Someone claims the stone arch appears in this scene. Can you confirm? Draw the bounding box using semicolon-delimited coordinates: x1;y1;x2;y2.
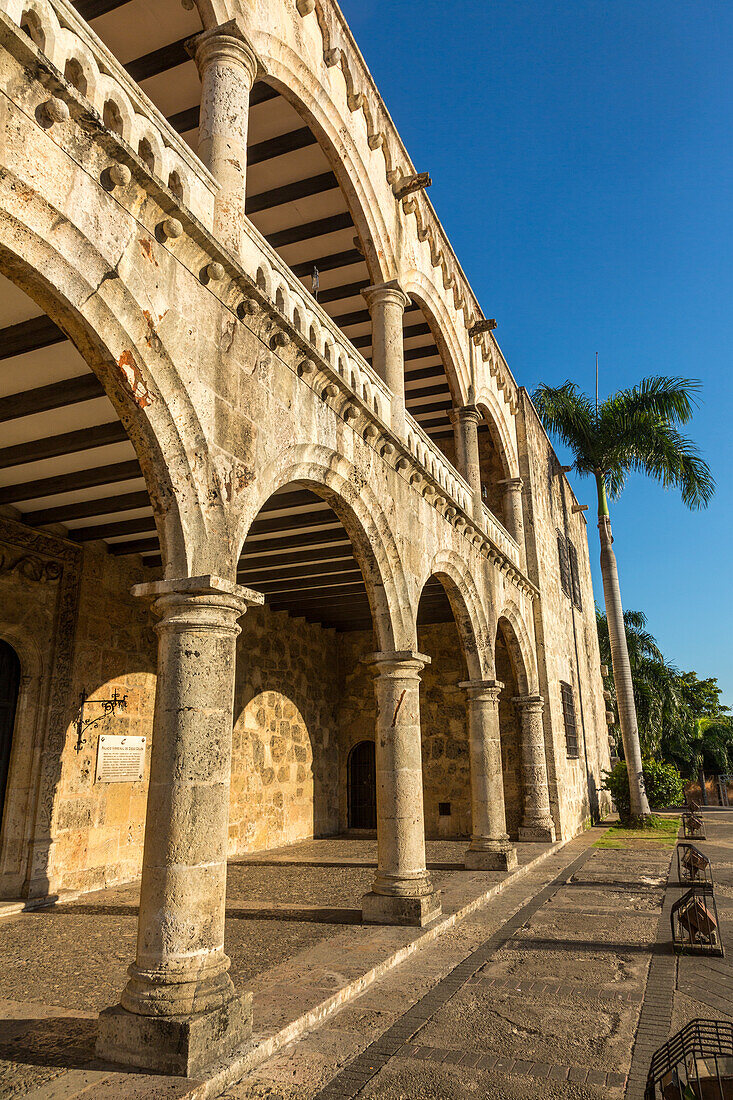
400;271;470;407
495;601;539;696
233;445;413;652
475;389;519;480
251;56;395;283
418;551;491;680
0;179;230;578
192;1;396;281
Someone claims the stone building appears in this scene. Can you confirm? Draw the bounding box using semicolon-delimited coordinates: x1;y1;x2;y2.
0;0;611;1077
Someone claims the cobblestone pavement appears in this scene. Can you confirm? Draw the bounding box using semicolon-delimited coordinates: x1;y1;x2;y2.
223;830;672;1099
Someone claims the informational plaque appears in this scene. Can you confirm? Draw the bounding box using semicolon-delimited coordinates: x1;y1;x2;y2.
95;735;146;783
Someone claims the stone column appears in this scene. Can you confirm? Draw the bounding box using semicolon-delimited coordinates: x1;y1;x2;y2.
514;694;556;842
97;575;262;1077
362;281;410;437
460;680;517;870
450;405;483;521
362;650;441;926
499;477;525;560
191;20;259;257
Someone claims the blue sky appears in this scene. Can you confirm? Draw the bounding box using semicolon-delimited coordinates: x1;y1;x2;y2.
341;0;733;705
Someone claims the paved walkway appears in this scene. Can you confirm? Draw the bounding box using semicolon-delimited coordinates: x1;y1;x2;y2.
9;819;733;1099
224;828;672;1099
0;836;554;1098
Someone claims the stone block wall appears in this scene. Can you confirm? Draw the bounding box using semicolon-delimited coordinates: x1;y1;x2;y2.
51;546;156;895
337;622;473;839
518;391;612;836
0;522;157;899
229;607;341;855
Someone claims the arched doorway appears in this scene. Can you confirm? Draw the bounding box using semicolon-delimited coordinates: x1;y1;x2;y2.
0;641;20;836
348;740;376;830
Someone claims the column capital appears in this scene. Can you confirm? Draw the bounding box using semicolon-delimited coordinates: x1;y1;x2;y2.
498;476;523;493
513;693;544;713
362;280;410;313
365;649;431;677
449;405;482;428
132;576;263;631
459;678;504;702
188;19;260;83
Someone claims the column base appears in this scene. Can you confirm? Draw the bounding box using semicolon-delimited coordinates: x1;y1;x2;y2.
519;823;556;842
362;890;441;927
96;992;253;1078
464;844;518;871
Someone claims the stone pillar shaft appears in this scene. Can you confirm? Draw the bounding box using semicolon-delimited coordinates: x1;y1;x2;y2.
362;651;441;926
192;21;258;256
362;282;409;437
499;476;525;562
515;694;556;842
460;680;517;870
97;576;262;1077
450;406;483;521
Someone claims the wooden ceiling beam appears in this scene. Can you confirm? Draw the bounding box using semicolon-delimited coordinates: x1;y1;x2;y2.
266;212;353;249
124;37;189;84
291;249;363;279
316;279;369;306
0;315;65;360
0;422;127;470
71;515;156;542
248;126;318;167
73;0;131;20
403;345;440;363
0;375;104;423
0;458;142;506
238;543;355;571
246;172;338;215
24;490;150;527
240;528;350;556
239;557;358;583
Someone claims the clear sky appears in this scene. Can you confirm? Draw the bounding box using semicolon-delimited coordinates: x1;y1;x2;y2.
340;0;733;705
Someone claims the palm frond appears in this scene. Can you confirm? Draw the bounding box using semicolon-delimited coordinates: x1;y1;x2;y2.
531;382;596;469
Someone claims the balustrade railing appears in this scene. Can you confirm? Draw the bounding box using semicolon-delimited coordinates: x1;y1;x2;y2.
239;218;394;429
8;0;525;576
1;0;217;228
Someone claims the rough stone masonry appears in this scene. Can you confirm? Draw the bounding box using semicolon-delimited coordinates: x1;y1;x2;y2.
0;0;611;1078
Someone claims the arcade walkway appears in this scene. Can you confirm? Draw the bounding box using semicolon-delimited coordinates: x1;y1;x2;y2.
0;835;553;1098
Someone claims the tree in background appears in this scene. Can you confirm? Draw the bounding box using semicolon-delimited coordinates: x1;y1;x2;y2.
597;607;733;801
534;377;714;822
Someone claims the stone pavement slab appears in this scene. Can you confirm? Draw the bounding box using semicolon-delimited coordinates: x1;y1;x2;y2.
223;827;671;1100
0;835;559;1098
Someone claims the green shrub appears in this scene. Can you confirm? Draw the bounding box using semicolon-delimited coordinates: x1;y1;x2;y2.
601;760;685;822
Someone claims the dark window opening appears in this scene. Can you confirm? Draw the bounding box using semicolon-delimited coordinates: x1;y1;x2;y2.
557;531;571;598
438;801;451;817
560;681;579;758
568;539;583;611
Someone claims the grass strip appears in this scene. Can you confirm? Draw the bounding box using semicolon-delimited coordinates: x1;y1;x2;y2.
593;815;681;849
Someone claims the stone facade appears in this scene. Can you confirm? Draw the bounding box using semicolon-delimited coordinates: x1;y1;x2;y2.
0;0;611;1074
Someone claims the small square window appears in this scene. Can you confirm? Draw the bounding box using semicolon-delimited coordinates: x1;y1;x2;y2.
438;802;451;817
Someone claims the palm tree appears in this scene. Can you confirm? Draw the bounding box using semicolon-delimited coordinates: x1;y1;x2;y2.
596;608;680;758
533;377;714;822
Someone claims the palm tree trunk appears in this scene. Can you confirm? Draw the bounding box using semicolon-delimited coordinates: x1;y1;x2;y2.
596;474;651;820
698;766;708;806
